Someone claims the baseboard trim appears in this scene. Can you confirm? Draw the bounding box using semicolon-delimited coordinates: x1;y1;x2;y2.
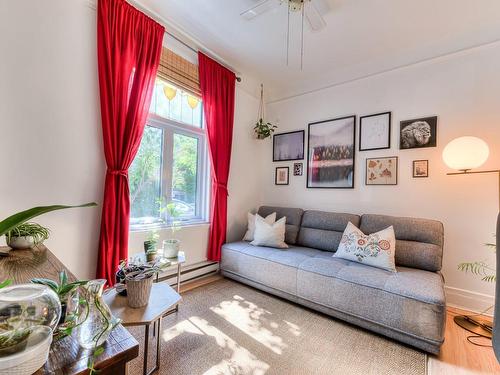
157;260;219;288
445;286;494;316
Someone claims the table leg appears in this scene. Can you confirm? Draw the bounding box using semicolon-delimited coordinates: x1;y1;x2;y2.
155;318;162;371
175;264;181;312
143;325;149;375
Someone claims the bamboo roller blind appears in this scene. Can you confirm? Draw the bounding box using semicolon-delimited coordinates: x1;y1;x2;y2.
157;47;201;98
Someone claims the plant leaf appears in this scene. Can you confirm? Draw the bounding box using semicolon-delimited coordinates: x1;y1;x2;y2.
59;270;68;287
0;279;12;289
31;278;59;292
0;203;97;237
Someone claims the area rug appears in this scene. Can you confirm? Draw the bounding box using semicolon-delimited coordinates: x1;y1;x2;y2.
127;279;426;375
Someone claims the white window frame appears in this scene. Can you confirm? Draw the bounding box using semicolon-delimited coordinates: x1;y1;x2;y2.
130;113;210;232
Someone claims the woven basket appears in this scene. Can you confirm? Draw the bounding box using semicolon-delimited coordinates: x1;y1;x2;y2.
126;277;153;308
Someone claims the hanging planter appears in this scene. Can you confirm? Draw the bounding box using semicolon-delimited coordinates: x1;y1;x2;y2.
254;84;277;140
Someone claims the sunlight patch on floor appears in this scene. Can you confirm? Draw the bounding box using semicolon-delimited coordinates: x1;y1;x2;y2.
210;295;289;354
162;316;269;375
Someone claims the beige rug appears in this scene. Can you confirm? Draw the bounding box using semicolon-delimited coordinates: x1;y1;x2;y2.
128;279;426;375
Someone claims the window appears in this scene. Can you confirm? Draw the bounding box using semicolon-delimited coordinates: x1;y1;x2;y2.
129;79;208;229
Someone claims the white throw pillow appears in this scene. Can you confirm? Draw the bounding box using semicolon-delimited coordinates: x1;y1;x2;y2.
250;215;288;249
243;212;276;241
334;222;396;272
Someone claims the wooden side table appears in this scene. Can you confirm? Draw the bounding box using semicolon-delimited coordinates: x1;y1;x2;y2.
103;282;181;375
0;246;139;375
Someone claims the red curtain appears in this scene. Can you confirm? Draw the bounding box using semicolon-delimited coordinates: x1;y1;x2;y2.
96;0;164;285
198;52;236;261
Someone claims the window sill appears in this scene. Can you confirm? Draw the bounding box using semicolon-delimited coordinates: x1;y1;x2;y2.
129;220;210;233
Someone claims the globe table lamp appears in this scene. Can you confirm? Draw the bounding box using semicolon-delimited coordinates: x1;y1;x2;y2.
443;136;500;361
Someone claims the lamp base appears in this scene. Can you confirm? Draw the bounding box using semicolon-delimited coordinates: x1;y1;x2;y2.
454;315;492;339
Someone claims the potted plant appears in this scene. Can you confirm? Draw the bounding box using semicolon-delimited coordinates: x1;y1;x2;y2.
5;222;50;250
162;202;181;258
254;84;277;140
0;203;97;251
31;270;88;324
116;260;167;308
143;230;159;253
146;249;157;262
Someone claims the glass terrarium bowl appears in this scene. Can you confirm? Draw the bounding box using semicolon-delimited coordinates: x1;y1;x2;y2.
0;284;61;356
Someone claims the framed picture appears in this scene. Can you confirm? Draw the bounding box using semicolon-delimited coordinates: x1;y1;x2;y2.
366;157;398;185
307;115;356;188
400;116;437;149
275;167;289;185
273;130;305;161
293;162;303;176
359;112;391;151
413;160;429;178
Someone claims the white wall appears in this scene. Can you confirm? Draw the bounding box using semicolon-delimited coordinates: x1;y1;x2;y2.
0;0;103;280
265;42;500;312
0;0;262;278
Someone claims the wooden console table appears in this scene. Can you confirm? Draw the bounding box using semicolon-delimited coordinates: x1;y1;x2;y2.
0;245;139;375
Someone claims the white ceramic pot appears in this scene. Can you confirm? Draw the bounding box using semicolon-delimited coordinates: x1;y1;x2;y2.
6;236;35;250
162;239;180;258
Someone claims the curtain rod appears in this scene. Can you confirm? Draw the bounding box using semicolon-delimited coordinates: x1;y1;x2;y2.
165;30;242;83
118;0;242;83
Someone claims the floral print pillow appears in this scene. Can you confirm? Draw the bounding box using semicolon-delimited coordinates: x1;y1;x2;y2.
333;222;396;272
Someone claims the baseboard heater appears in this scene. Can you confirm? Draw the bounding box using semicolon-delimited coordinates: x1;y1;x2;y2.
157;260;219;288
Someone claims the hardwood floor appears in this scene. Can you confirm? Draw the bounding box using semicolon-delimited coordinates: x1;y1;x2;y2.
180;276;500;374
428;307;499;375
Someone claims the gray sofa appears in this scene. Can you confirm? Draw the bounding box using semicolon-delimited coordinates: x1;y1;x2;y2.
221;206;446;354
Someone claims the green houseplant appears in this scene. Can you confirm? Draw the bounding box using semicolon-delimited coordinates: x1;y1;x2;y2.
1;203;97;250
31;270;88;325
458;239;496;283
254;84;277;140
162;202;182;258
143;229;159;253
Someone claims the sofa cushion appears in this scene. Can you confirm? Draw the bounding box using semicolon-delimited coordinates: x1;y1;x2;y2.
360;214;444;272
297;210;361;252
258;206;304;245
221;241;322;295
297;256;445;342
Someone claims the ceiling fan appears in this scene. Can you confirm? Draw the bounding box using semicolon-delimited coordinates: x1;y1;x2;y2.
241;0;327;32
240;0;328;68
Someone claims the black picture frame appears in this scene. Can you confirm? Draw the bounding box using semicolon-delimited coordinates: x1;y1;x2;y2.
365;156;398;185
400;116;437;149
275;167;289;185
306;115;356;189
293;162;303;176
273;130;305;162
413;160;429;178
359;111;391;151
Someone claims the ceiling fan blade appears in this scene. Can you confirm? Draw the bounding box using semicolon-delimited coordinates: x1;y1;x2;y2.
305;1;326;32
240;0;279;20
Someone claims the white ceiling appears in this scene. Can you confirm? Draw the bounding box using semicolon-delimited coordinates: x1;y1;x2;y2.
137;0;500;101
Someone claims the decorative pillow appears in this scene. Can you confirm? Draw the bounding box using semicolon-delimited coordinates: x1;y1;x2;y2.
334;222;396;272
243;212;276;241
250;216;288;249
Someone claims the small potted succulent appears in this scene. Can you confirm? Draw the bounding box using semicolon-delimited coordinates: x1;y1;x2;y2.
146;249;157;262
143;230;159;253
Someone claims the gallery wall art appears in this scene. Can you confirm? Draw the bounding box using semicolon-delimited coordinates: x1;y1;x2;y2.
413;160;429;178
273;130;305;161
400;116;437;149
307;116;356;188
366;157;398;185
275;167;289;185
359;112;391;151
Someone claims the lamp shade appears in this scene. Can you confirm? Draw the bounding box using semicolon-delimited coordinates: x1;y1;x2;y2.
442;136;489;170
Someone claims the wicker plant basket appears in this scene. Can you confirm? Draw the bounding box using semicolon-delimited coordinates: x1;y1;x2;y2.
126;277;153;308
